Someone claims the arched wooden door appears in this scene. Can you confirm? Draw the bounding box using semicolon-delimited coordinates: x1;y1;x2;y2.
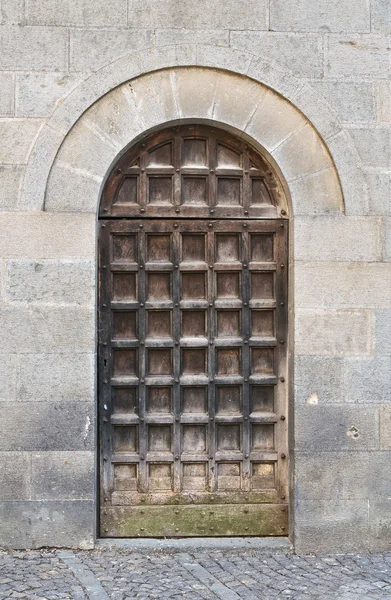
99;125;289;537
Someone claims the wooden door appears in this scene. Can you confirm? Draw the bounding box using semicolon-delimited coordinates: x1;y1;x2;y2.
99;126;289;537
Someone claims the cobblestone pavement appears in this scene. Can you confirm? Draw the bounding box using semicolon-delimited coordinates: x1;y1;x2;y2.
1;544;391;600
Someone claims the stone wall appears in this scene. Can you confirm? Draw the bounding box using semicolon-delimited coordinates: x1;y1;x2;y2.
0;1;389;552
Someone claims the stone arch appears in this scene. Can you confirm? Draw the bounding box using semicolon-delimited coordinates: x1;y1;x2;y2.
21;44;367;215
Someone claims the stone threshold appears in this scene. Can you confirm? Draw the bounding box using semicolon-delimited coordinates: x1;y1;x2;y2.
96;537;293;553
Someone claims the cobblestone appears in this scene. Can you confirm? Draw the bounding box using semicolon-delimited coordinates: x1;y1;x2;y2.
0;546;390;599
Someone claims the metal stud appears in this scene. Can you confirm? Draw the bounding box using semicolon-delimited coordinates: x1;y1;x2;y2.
208;223;213;228
280;415;286;421
280;376;285;382
175;209;180;213
281;453;286;459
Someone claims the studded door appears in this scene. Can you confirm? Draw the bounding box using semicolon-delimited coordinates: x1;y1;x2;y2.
99;217;288;537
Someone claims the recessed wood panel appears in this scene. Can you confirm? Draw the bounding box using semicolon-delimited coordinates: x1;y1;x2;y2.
217;310;240;337
181;235;205;262
217;144;241;168
112;311;137;340
251;348;274;376
147;387;172;414
148;426;172;452
217;178;241;205
252;463;275;489
217;425;241;451
183;463;207;491
112;388;138;415
114;426;137;453
217;349;241;375
115;177;138;205
182;138;207;166
216;386;241;414
147;235;171;262
216;272;240;299
148;349;172;376
147;311;171;338
148;177;173;205
182;387;207;413
148;142;172;166
251;234;274;262
182;273;206;299
251;272;274;300
182;425;206;453
216;234;240;262
218;463;241;490
113;349;137;377
112;235;136;263
149;463;172;490
182;177;207;205
251;310;274;337
112;273;137;300
182;311;206;337
114;464;138;491
251;178;273;205
182;349;207;375
252;424;275;451
147;273;171;301
251;386;275;413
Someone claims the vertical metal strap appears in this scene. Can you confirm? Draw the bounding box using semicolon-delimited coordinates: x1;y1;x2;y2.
173;227;181;493
241;225;251;492
138;226;147;493
207;226;216;492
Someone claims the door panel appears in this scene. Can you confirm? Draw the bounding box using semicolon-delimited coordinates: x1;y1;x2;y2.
99;219;288;537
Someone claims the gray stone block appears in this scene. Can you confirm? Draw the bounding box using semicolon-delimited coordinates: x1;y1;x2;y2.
0;306;94;353
343;357;390;403
0;402;94;451
0;26;68;71
374;310;391;355
289;167;343;216
156;29;228;47
309;80;376;123
0;165;24;210
6;259;95;305
270;0;370;33
295;356;344;405
70;29;154;72
295;309;371;356
16;72;86;118
0;119;42;164
128;0;268;29
366;171;390;216
46;162;103;213
17;353;94;403
26;0;127;26
368;498;391;551
0;500;94;549
371;0;391;34
31;451;94;500
349;126;390;169
383;217;391;261
326;35;390;79
294;497;372;554
230;32;323;78
0;354;18;401
0;72;14;116
327;130;369;215
0;0;24;24
0;452;31;500
295;216;382;261
0;213;96;259
295;262;390;309
295;405;379;451
295;451;391;500
376;81;391;122
379;406;391;449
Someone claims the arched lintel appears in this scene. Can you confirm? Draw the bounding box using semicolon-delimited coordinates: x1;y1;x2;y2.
19;48;364;215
